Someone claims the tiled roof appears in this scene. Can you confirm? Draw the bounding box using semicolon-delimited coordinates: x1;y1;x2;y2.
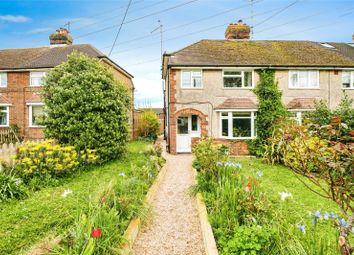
166;40;354;67
328;43;354;61
287;98;317;109
0;94;12;104
216;98;257;109
26;93;42;103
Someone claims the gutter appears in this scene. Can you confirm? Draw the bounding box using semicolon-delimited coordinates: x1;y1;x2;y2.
167;64;354;70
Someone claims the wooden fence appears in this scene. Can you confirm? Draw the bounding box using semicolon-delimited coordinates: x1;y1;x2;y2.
0;128;20;144
0;142;21;167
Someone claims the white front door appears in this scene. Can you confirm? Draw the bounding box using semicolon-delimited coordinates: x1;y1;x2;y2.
176;115;201;153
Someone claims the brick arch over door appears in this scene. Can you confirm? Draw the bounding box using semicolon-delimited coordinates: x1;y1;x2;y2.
174;108;208;136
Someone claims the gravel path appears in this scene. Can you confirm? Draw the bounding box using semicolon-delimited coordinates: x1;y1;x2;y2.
132;149;205;255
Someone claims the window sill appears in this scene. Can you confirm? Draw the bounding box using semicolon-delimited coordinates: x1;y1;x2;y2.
0;125;9;128
180;87;203;90
223;87;254;90
29;126;45;128
220;136;255;140
288;87;320;90
342;88;354;90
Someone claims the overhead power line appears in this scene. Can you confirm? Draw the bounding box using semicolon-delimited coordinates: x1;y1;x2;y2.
99;0;264;50
109;0;133;56
72;0;167;31
108;6;283;56
75;0;199;39
253;0;300;27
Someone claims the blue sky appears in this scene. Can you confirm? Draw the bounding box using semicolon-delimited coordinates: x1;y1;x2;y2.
1;0;354;107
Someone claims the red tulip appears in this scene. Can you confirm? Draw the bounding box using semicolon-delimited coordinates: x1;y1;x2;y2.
91;227;102;238
244;181;251;192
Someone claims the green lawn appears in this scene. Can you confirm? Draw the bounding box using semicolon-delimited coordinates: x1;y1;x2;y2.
0;141;152;255
237;158;339;215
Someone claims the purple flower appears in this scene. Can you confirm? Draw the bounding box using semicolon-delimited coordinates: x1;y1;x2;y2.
340;218;347;228
324;211;330;220
297;224;306;234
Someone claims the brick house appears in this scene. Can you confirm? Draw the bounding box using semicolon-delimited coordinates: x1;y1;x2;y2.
162;20;354;155
0;28;134;140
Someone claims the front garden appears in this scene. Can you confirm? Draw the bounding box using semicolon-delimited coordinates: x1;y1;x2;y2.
0;140;163;254
193;139;352;255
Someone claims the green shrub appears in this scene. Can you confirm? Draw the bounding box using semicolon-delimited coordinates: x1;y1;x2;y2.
137;110;160;140
220;225;277;255
192;137;227;176
42;51;131;161
15;140;99;180
0;171;28;201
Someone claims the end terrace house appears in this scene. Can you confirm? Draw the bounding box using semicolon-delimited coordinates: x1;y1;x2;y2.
162;20;354;155
0;28;134;140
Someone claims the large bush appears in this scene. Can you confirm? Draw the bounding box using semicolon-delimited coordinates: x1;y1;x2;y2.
137;110;160;140
42;52;131;161
250;69;286;156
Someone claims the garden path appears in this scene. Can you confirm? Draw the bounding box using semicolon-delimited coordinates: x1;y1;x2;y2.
132;146;205;255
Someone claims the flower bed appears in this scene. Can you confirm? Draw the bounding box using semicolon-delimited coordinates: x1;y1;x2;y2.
193;138;349;255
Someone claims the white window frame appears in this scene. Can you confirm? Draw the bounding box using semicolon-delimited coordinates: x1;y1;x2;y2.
219;110;256;139
30;71;46;87
0;104;10;127
342;71;354;89
0;73;7;88
288;70;320;89
27;103;45;128
223;70;254;89
180;70;203;89
288;109;314;125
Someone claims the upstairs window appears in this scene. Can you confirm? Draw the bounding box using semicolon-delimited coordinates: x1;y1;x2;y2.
289;70;319;88
181;70;202;88
342;71;354;89
223;70;253;88
30;72;46;87
0;73;7;87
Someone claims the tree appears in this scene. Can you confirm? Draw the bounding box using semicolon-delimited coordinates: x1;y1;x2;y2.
137;110;160;140
41;51;131;161
250;69;286;156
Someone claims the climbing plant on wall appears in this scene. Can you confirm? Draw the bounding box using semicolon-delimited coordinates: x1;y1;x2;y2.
250;69;286;156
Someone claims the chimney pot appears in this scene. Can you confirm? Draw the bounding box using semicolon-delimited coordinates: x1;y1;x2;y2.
225;20;251;40
49;28;73;46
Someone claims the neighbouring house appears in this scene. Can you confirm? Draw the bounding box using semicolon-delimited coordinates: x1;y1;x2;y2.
162;20;354;155
0;28;134;140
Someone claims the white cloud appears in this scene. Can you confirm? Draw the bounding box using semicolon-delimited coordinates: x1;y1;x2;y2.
24;27;53;35
0;15;31;23
133;77;163;108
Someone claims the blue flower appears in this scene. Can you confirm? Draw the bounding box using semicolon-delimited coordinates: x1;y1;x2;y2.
315;210;321;218
340;218;347;228
309;210;322;225
324;211;330;220
297;224;306;234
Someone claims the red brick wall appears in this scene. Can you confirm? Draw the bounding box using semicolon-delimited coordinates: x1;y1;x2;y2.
191;137;249;155
0;71;45;140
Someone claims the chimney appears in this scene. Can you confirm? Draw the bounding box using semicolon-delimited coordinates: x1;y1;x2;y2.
49;28;73;46
225;20;251;40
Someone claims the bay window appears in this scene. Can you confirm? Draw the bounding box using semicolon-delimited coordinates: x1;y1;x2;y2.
30;71;46;87
289;70;319;88
220;111;256;139
342;71;354;89
223;70;253;88
181;70;202;88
